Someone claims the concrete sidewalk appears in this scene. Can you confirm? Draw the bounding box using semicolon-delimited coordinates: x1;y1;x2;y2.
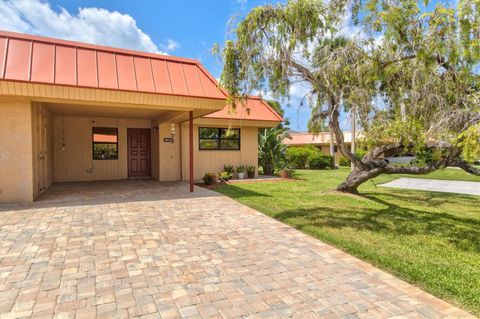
380;177;480;196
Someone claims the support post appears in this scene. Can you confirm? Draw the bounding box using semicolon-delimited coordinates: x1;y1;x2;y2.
189;111;194;192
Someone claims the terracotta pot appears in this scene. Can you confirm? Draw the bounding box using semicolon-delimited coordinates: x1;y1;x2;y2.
279;170;290;178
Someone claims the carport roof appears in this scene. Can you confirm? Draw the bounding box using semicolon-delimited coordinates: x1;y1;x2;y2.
0;30;226;100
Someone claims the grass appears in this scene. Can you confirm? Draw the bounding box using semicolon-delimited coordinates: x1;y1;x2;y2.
214;168;480;315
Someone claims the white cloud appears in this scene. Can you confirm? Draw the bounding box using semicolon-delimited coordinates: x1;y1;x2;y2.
235;0;247;10
160;39;180;52
0;0;178;54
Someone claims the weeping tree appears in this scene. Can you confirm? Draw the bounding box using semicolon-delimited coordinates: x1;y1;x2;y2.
218;0;480;193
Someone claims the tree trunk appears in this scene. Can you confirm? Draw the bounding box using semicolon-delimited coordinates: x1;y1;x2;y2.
336;167;384;194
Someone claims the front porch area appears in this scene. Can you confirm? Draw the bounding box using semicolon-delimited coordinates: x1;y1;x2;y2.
31;101;198;201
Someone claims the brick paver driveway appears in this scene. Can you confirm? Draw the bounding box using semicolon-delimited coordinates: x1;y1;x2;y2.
0;181;473;318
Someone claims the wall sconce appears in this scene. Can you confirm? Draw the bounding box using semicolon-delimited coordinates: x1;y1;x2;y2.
163;124;176;143
170;124;176;143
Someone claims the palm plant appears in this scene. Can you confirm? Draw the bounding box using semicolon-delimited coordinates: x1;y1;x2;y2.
258;125;290;175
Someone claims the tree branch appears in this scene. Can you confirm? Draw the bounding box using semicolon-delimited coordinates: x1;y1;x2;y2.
328;98;366;169
451;161;480;176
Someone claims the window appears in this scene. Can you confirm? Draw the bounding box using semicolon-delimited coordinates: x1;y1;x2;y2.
199;127;240;150
92;127;118;160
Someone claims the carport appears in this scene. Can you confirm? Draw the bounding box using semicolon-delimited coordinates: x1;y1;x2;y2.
0;30;227;203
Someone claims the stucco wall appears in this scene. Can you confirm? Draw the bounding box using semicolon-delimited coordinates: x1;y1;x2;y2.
52;115;152;182
31;102;53;199
181;123;259;180
318;144;351;165
0;98;34;203
158;123;182;182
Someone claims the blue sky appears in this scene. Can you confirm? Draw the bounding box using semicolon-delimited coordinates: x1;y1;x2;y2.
0;0;454;131
0;0;316;130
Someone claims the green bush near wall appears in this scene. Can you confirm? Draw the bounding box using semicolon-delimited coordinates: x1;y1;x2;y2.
307;152;333;169
286;147;315;169
286;147;333;169
339;149;368;166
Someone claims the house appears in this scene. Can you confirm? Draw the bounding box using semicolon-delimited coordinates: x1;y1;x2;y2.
0;30;282;204
283;131;362;164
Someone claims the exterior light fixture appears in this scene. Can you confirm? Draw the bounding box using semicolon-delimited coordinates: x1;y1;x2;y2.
170;124;176;142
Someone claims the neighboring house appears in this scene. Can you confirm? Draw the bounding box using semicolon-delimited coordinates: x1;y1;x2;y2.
0;31;282;204
283;131;362;164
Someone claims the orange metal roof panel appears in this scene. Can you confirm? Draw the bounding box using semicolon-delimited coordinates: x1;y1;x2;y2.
166;61;188;96
77;48;97;87
205;97;283;122
198;65;223;99
31;42;54;83
97;51;117;89
151;59;172;94
0;37;8;78
4;38;30;81
133;57;155;93
116;54;137;91
0;30;227;100
55;45;76;85
183;63;204;96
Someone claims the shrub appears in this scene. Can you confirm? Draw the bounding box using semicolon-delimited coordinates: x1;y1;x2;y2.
224;164;234;175
236;165;245;173
202;173;217;185
257;166;264;175
339;149;368;166
218;171;232;183
307;153;333;169
339;156;350;166
286;147;315;169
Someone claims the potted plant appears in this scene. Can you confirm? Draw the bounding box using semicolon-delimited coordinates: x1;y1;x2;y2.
278;160;294;178
246;165;256;179
218;171;231;184
236;165;245;179
202;172;217;185
224;164;234;180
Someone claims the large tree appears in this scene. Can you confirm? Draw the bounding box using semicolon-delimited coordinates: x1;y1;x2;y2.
218;0;480;193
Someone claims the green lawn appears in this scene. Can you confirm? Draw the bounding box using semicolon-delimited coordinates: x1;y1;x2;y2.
215;168;480;315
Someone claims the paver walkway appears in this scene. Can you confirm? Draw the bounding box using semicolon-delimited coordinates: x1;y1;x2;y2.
380;177;480;196
0;181;473;318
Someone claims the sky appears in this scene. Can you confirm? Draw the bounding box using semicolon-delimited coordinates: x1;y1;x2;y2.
0;0;453;131
0;0;319;130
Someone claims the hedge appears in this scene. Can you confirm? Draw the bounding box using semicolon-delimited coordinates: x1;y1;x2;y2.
286;147;333;169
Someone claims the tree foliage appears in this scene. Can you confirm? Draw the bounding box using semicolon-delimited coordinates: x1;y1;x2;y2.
218;0;480;193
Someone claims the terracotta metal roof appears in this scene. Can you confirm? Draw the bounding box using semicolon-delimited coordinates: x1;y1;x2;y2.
0;30;226;99
204;96;283;122
283;132;360;145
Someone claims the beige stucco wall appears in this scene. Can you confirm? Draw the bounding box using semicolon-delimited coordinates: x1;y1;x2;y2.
181;122;259;180
158;123;182;182
318;144;351;165
0;98;34;203
53;115;152;182
31;102;54;199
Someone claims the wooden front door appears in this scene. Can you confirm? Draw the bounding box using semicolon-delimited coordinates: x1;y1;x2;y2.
127;128;151;177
